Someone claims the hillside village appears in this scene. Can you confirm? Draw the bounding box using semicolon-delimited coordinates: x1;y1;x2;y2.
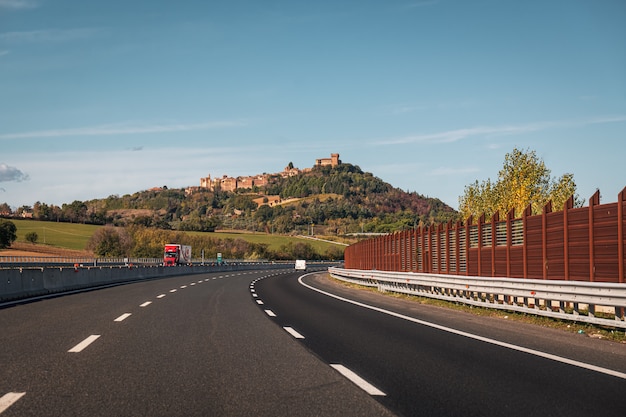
185;153;342;208
192;153;341;193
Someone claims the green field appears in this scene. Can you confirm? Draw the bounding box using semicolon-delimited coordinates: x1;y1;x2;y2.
11;219;101;251
8;219;346;254
206;231;346;253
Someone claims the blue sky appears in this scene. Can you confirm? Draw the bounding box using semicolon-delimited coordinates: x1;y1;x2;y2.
1;0;625;210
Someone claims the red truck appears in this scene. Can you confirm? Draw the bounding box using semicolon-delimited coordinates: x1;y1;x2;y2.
163;244;192;266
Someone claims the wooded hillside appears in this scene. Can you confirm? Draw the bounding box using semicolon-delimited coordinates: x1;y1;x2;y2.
4;163;457;235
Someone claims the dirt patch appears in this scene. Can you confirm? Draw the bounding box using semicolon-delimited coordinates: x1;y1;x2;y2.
0;242;93;258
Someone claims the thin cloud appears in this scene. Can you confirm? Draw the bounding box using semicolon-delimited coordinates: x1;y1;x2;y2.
0;120;248;140
0;28;101;43
0;163;29;182
378;115;626;145
0;0;38;9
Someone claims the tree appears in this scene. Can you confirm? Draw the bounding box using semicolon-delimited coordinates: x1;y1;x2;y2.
25;231;38;244
62;200;88;223
0;202;12;216
0;219;17;249
459;147;582;220
86;226;132;257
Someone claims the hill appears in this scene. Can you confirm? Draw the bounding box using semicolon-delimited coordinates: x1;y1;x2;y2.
5;163;457;236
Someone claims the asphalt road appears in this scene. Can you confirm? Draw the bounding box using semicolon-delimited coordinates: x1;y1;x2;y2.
252;271;626;417
2;268;625;417
0;268;393;417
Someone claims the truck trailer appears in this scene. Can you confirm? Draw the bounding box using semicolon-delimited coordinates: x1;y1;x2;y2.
295;259;307;271
163;244;192;266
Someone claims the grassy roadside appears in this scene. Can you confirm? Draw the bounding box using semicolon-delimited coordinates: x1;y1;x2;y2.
329;276;626;343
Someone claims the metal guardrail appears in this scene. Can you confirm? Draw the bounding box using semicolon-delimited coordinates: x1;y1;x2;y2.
0;257;271;268
0;256;162;268
328;267;626;329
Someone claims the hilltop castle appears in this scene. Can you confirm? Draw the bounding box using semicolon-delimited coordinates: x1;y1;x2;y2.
198;153;341;192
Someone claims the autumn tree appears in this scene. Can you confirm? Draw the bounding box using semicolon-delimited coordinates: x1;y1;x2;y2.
86;226;132;257
458;147;581;220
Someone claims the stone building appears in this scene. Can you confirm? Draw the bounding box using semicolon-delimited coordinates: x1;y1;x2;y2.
315;153;341;167
199;153;341;192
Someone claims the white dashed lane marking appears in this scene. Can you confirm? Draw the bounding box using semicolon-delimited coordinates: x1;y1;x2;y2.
68;335;101;353
140;301;152;307
0;392;26;414
283;327;305;339
330;364;386;396
114;313;131;322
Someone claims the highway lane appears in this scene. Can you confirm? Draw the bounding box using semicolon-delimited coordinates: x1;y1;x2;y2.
252;272;626;417
0;268;395;417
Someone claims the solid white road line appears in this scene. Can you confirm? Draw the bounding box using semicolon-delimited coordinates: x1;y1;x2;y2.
264;309;277;317
299;276;626;380
114;313;131;322
283;326;305;339
140;301;152;307
330;364;386;396
68;335;101;353
0;392;26;414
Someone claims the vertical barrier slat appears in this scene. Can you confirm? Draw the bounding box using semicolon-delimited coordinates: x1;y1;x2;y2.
542;201;551;280
523;204;531;279
506;208;514;277
589;190;600;282
563;196;573;281
491;212;498;276
477;214;484;276
619;188;625;284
